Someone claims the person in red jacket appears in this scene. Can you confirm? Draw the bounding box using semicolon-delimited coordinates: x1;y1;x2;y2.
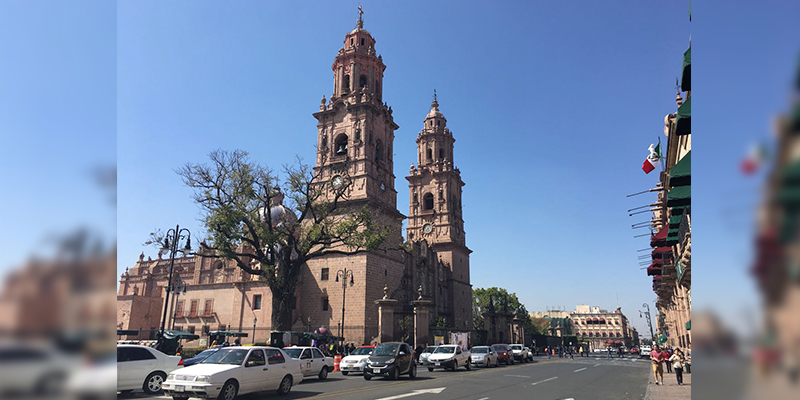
650;345;666;385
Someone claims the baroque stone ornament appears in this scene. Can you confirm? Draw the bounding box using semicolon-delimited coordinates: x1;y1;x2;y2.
383;283;389;299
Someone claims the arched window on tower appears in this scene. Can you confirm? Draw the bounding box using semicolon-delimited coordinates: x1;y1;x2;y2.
438;149;445;161
376;81;381;100
321;135;327;150
359;74;367;89
375;139;383;162
343;75;350;93
334;134;348;156
423;193;434;210
426;148;432;162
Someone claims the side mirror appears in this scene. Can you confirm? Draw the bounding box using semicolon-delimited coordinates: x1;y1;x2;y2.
246;361;256;367
399;351;406;356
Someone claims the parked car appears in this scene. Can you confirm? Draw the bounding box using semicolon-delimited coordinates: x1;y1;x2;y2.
630;347;640;355
161;346;303;400
363;342;417;380
469;346;498;368
340;345;375;375
491;344;515;365
418;346;437;366
181;348;220;367
282;346;334;380
509;344;530;363
117;344;182;395
427;345;471;371
0;342;76;396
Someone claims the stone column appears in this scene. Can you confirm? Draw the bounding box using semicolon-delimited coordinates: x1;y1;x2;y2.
374;284;398;343
411;285;434;348
512;317;525;344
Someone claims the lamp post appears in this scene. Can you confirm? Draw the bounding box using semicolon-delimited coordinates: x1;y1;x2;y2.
158;225;192;341
253;318;257;344
170;278;188;330
639;303;655;344
335;268;354;350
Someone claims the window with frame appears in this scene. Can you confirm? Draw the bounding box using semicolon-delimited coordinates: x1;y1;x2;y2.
202;325;210;335
175;300;185;317
322;297;329;311
253;294;262;310
189;300;198;317
187;326;196;335
423;193;434;210
204;299;213;316
321;268;329;281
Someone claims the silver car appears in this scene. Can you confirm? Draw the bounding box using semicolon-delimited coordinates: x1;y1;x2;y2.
469;346;498;368
418;346;437;366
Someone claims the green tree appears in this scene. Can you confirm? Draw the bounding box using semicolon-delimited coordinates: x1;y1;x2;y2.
166;149;391;332
530;317;551;335
472;287;537;335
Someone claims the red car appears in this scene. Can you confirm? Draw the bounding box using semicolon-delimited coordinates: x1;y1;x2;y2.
630;347;640;355
491;344;515;365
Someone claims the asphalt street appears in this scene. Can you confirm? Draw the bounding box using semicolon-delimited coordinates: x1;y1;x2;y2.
120;355;650;400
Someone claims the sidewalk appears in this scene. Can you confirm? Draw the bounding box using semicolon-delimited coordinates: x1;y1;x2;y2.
645;369;691;400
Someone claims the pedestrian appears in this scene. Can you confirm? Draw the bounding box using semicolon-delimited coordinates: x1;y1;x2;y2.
650;345;665;385
569;347;574;359
665;348;673;373
349;342;356;354
669;348;685;386
546;346;551;359
607;347;612;359
618;346;623;358
234;338;241;346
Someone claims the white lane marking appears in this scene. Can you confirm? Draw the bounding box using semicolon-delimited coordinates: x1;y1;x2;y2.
374;387;446;400
477;398;489;400
504;374;531;378
531;377;558;385
593;363;601;367
574;367;587;372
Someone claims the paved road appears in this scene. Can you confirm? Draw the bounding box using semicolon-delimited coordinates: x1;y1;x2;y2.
121;356;649;400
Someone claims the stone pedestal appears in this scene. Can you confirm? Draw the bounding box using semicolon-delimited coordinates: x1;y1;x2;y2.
512;317;525;344
374;285;398;343
412;299;434;347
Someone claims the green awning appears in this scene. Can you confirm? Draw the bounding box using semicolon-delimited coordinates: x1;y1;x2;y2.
778;187;800;205
666;185;691;207
666;234;679;245
681;47;691;92
162;330;200;340
675;96;691;135
669;151;691;187
686;320;691;331
669;215;682;228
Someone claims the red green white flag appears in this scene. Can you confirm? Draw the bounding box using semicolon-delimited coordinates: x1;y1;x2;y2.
642;143;662;174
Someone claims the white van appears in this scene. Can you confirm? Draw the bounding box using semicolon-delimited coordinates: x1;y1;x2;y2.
639;345;652;358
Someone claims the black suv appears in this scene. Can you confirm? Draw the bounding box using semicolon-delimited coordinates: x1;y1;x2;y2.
363;342;417;380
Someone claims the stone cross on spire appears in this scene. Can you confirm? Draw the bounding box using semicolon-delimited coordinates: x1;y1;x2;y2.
357;6;364;28
431;89;439;108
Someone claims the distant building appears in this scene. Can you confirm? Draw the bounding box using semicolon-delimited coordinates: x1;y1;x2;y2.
529;305;635;350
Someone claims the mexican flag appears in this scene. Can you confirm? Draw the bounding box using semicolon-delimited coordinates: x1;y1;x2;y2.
642;143;662;174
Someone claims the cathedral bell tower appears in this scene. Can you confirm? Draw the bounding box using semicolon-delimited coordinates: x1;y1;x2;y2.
406;93;472;328
312;10;400;214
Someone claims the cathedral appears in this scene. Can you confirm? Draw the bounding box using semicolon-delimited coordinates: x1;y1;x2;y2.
117;13;472;346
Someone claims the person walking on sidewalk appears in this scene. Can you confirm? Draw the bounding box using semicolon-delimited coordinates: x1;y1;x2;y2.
669;348;686;386
606;346;612;359
650;345;666;385
665;348;673;373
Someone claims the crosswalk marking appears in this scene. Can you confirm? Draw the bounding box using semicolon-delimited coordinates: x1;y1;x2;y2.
574;367;587;372
531;376;558;385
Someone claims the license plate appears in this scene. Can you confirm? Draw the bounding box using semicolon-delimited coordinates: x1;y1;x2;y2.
175;386;185;393
435;362;440;366
373;368;381;374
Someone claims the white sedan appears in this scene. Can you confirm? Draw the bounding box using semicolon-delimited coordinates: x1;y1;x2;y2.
469;346;498;368
161;346;303;400
339;346;375;375
117;344;182;395
281;346;334;380
426;345;471;371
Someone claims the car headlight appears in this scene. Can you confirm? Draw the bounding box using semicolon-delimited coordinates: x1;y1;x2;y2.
195;376;211;383
167;374;175;381
386;358;395;364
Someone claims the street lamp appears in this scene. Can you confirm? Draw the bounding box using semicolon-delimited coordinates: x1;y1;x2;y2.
335;268;354;350
170;279;188;330
253;318;257;344
640;303;655;344
158;225;192;344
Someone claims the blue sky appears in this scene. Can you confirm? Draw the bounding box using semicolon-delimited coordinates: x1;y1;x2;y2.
2;1;799;338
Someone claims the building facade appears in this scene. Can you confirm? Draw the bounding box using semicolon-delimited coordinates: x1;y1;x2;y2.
117;13;472;347
530;305;636;350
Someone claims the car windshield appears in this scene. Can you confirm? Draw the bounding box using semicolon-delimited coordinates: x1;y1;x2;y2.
492;345;505;351
510;345;522;350
282;348;303;359
193;349;217;359
201;349;248;365
372;343;399;356
351;347;373;356
433;346;455;354
423;347;437;353
472;347;489;354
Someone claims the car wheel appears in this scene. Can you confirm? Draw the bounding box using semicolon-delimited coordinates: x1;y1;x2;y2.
494;358;499;367
465;361;471;371
173;397;189;400
143;371;167;395
318;366;329;380
341;371;349;376
276;375;292;396
428;367;434;372
451;360;458;371
389;367;400;380
409;363;417;379
219;380;239;400
363;373;372;381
